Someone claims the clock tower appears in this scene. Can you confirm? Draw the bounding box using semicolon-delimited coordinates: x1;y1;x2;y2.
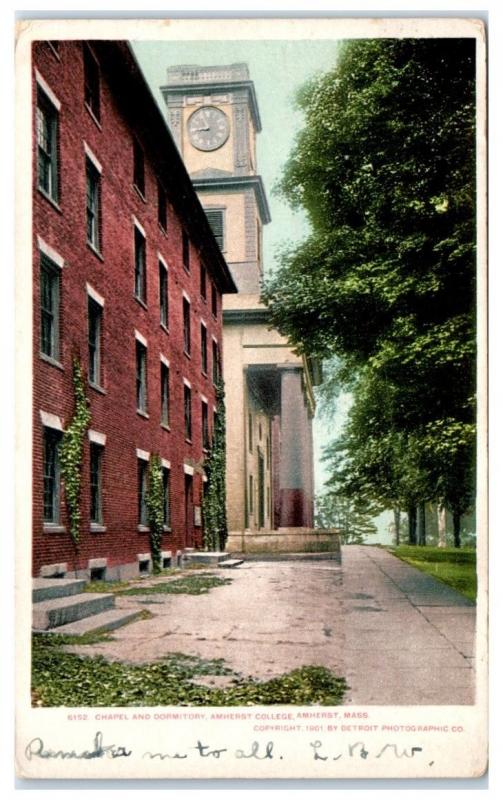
161;63;270;294
162;63;318;548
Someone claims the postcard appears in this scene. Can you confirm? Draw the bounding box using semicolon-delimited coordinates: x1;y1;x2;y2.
15;16;487;780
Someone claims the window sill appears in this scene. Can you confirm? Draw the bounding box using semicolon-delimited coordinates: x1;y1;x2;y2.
39;352;63;371
161;423;170;432
134;295;148;311
84;102;102;130
43;524;66;534
137;409;149;419
90;523;107;533
137;525;150;533
87;241;104;262
89;381;106;395
162;526;172;533
133;184;146;203
37;187;62;214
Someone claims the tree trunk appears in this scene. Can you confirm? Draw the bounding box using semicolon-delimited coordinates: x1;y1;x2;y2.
418;502;426;546
408;505;417;545
453;510;461;548
393;507;401;546
437;504;447;548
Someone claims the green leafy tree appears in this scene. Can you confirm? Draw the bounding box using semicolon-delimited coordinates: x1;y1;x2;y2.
202;378;228;551
315;490;379;544
263;39;477;541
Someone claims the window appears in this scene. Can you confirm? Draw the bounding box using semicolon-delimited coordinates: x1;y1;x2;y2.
211;283;218;318
257;219;262;266
200;262;207;300
160;362;170;427
248;412;253;454
134;226;146;303
43;428;61;523
138;459;148;526
205;209;224;251
249;475;254;514
90;443;103;524
36;87;58;202
202;400;209;451
158;181;167;231
88;297;102;386
83;44;100;121
184;384;192;441
136;340;147;413
159;260;168;328
162;467;170;527
266;436;271;469
40;255;60;360
200;324;208;375
183;297;191;355
86;158;101;251
133;139;145;196
182;230;190;271
212;339;220;385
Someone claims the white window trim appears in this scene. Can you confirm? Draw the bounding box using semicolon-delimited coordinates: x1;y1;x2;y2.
136;448;150;462
200;318;207;329
88;429;106;446
160;353;170;368
83;141;103;173
35;69;61;110
183;377;191;388
135;329;147;347
37;236;64;269
157;252;168;271
183;463;194;476
86;283;105;307
211;334;218;344
161;458;171;470
40;410;64;431
200;393;208;404
132;215;146;238
182;290;191;303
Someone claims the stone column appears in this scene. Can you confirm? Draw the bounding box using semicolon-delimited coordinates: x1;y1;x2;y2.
278;367;313;528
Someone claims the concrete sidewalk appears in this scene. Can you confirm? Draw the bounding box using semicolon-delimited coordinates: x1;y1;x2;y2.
340;545;475;705
65;545;476;705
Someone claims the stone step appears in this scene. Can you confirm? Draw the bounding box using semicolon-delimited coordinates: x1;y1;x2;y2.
183;551;229;566
32;578;87;604
218;559;244;569
45;608;141;636
32;592;115;631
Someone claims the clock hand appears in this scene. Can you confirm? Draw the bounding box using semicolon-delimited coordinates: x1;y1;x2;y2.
195;126;210;132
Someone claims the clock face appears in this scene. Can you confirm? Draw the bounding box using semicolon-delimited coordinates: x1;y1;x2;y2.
187;106;230;152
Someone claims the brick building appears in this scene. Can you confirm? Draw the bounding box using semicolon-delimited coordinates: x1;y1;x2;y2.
32;40;236;579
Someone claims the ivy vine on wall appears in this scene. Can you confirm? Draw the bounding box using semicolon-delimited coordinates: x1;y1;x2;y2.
60;358;92;546
146;454;164;574
202;378;228;551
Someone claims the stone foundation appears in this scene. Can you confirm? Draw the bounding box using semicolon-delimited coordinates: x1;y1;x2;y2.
226;528;341;555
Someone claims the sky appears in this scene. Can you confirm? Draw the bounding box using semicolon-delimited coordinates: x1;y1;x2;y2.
132;38;350;498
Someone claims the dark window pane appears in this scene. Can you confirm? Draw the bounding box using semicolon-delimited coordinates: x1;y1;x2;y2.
136;341;147;412
86;159;101;250
40;257;59;358
161;362;169;426
43;428;60;522
183;298;191;355
90;443;103;523
184;384;192;440
201;324;207;374
36;89;58;201
83;45;100;120
204;209;224;250
88;297;102;385
133;139;145;195
134;227;146;302
159;262;168;327
182;230;190;270
158;181;167;230
138;460;148;525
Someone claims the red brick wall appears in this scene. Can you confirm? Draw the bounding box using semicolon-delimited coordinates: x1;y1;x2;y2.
32;41;223;576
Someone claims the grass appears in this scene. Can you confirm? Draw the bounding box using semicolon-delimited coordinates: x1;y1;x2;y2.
117;573;233;596
32;634;348;707
388;545;476;602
